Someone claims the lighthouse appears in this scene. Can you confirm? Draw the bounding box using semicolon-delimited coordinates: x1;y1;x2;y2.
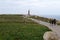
28;10;30;16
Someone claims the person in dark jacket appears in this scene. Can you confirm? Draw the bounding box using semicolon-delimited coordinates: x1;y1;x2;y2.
51;19;54;25
53;19;56;25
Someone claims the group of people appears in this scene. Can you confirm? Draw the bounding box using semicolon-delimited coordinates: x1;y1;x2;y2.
49;19;57;25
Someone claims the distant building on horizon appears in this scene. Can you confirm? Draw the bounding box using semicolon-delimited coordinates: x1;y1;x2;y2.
28;10;30;16
23;9;31;18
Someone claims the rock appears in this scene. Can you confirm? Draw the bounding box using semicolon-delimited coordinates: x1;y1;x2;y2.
43;31;59;40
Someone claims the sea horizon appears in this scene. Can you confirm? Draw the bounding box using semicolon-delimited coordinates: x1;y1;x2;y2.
38;15;60;20
0;14;60;20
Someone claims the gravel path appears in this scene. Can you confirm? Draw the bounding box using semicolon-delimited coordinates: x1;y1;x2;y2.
29;18;60;40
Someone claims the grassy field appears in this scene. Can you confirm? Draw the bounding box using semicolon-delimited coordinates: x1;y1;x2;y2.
0;15;51;40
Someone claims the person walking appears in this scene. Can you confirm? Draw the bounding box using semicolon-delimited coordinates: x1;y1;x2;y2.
53;19;56;25
49;19;53;24
51;19;54;25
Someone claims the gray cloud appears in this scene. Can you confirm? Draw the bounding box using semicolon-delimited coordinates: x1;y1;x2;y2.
0;0;60;15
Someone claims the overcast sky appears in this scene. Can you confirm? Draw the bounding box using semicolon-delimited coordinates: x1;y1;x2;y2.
0;0;60;15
